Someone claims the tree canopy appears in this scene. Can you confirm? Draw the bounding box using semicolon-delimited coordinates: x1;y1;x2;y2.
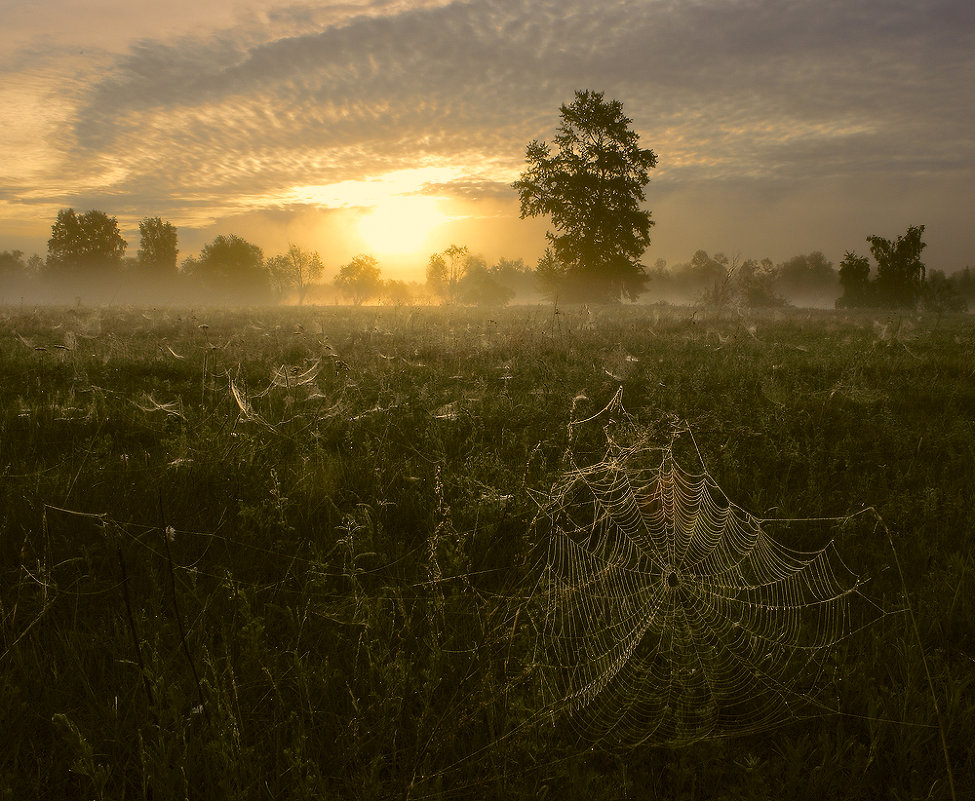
869;224;926;308
47;209;127;270
776;251;838;307
137;217;178;272
0;250;26;278
334;254;382;305
457;262;516;307
267;244;325;305
183;234;269;302
513;90;657;302
426;244;470;303
837;225;930;309
837;252;872;308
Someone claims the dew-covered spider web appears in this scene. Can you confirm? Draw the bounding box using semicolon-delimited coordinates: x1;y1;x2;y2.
529;390;878;748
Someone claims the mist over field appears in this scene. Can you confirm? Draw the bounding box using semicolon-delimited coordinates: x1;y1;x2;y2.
3;0;975;797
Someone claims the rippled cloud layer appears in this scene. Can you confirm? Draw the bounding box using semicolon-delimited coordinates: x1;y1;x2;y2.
2;0;973;269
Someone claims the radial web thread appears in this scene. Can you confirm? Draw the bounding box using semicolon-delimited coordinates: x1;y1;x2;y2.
530;394;874;748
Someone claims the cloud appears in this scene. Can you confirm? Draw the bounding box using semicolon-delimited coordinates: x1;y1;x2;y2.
3;0;974;266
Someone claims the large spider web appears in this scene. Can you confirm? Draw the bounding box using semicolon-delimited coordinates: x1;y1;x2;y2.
530;393;873;748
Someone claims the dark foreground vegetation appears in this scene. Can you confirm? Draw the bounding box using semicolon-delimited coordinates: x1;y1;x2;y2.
1;303;973;799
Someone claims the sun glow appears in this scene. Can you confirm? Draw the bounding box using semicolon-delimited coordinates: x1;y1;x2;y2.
357;196;447;255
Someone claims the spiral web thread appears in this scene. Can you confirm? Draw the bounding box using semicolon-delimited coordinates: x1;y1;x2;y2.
531;395;871;748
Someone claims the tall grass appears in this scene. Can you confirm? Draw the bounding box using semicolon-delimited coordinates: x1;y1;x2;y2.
1;303;972;798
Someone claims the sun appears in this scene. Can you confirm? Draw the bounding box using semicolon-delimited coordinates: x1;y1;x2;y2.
358;196;446;255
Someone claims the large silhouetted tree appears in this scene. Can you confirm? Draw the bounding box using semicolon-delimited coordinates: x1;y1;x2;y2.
47;209;126;271
513;90;657;302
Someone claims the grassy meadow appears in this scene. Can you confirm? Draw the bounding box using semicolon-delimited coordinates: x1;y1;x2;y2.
1;302;973;799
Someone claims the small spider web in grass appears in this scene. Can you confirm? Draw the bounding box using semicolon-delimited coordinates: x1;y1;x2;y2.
528;390;883;748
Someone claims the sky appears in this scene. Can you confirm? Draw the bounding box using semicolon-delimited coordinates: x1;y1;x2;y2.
2;0;974;281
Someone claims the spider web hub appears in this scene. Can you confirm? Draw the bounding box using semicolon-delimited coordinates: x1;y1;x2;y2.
530;392;875;748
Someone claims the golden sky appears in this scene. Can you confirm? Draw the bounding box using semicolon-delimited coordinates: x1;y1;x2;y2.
2;0;973;279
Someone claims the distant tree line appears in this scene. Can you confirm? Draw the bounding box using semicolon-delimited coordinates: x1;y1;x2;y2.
0;208;542;307
511;91;970;312
836;225;967;311
642;250;839;309
1;208;971;311
3;94;971;311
